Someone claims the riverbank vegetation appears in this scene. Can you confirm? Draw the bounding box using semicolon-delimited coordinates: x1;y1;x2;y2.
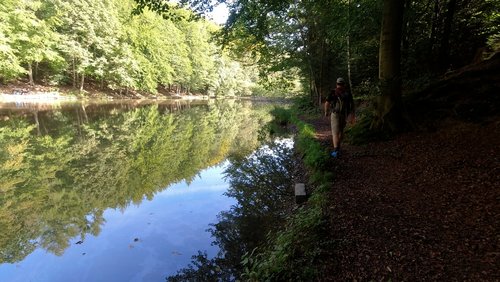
239;104;335;280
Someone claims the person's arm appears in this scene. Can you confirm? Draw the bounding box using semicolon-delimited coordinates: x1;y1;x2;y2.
324;101;330;117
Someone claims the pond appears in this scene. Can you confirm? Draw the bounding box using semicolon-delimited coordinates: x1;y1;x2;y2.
0;99;285;281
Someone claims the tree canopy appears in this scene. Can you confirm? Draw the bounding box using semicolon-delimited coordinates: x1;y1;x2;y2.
163;0;499;127
0;0;302;97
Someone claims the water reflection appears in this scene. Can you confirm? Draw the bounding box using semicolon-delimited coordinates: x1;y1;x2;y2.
0;164;235;282
168;139;296;281
0;99;276;280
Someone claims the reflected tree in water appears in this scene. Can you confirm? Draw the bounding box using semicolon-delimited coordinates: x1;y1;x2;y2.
167;140;296;281
0;101;273;263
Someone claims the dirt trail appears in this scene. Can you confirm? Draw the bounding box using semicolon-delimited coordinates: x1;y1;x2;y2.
306;115;499;281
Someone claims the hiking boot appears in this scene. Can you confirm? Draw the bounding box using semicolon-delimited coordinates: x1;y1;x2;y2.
331;151;338;158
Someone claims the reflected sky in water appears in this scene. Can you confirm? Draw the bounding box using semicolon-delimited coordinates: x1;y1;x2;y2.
0;162;235;282
0;99;278;281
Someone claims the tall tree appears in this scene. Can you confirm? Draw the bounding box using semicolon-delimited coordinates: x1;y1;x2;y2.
3;0;62;85
375;0;405;130
438;0;457;70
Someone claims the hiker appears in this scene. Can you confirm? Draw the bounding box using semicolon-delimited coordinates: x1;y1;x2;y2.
324;77;355;157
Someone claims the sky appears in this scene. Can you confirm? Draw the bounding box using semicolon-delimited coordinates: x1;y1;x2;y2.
207;3;229;25
169;0;229;25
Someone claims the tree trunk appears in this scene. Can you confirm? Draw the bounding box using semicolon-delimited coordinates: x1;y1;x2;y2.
319;38;324;105
28;63;34;86
347;37;353;94
81;104;88;123
75;108;82;136
376;0;405;131
79;72;85;92
307;49;319;106
347;0;353;95
429;0;440;59
401;0;412;57
34;111;40;136
34;62;38;83
438;0;457;71
72;57;76;88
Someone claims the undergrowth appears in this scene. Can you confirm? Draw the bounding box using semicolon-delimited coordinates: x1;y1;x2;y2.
240;104;335;281
346;96;399;145
242;93;409;280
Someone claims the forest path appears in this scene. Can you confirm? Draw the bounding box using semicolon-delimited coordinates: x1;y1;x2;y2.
304;115;499;280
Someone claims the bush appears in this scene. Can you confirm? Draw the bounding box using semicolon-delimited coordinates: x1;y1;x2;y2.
352;78;380;98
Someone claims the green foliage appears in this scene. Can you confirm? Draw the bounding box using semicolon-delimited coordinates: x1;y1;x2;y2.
352;78;380;98
270;106;291;126
183;0;498;106
0;32;25;82
265;106;292;136
292;95;320;116
345;98;396;145
0;0;278;96
238;107;334;280
402;0;499;78
290;115;332;181
214;0;383;103
485;4;500;53
241;203;332;281
167;251;231;282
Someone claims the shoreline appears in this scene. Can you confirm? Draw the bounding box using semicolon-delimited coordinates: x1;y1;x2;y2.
0;91;289;104
0;83;213;103
0;92;78;102
0;91;213;103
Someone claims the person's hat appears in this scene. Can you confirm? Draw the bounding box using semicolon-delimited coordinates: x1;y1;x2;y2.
336;77;345;84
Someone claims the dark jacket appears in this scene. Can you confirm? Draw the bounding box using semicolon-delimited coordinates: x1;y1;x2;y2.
326;89;354;118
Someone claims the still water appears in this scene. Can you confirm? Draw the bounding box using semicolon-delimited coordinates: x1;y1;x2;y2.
0;99;277;281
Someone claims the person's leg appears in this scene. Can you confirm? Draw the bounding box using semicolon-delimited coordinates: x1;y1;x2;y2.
333;132;340;149
338;117;347;147
330;113;340;156
332;116;347;157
